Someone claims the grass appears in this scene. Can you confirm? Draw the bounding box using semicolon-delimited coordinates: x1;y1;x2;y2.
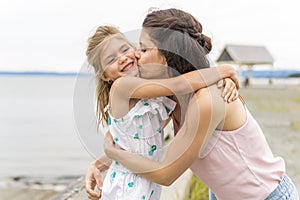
294;97;300;103
290;120;300;132
187;175;209;200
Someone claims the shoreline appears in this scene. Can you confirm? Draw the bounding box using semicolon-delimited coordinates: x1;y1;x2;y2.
0;175;81;200
0;175;81;192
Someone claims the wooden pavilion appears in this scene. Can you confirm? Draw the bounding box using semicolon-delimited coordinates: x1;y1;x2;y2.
216;44;274;86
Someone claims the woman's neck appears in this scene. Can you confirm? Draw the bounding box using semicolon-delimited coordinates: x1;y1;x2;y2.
129;98;139;110
171;94;194;134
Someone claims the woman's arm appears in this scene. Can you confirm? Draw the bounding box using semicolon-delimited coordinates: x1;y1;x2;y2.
105;85;226;185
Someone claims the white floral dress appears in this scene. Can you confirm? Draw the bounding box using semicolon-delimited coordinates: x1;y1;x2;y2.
101;97;176;200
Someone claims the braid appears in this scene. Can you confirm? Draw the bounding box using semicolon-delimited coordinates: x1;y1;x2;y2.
143;8;212;53
176;11;212;54
143;8;212;75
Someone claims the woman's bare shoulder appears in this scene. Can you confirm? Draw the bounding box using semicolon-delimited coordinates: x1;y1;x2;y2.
194;85;224;102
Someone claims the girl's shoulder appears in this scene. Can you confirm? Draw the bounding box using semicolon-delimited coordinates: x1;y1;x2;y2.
108;97;176;121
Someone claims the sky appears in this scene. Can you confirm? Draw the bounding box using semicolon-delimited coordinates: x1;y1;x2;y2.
0;0;299;72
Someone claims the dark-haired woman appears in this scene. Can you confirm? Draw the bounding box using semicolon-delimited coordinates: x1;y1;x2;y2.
104;8;299;200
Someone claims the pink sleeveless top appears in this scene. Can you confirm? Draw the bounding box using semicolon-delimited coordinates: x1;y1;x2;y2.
190;107;285;200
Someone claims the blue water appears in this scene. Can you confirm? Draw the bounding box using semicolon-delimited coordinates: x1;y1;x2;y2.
0;69;299;78
241;69;300;78
0;75;103;180
0;71;91;77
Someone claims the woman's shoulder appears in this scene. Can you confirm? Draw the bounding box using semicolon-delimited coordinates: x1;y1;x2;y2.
195;86;209;96
192;85;227;115
194;84;223;101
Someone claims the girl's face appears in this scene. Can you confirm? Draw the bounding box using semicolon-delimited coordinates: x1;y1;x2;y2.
100;34;138;82
136;28;169;79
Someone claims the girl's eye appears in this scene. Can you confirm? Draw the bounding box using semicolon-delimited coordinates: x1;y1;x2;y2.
107;57;116;65
122;47;130;53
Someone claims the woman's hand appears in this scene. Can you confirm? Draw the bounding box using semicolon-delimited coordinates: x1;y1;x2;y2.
85;160;103;199
85;149;112;199
217;78;239;103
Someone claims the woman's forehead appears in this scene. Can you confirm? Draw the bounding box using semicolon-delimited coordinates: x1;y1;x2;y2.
139;29;155;46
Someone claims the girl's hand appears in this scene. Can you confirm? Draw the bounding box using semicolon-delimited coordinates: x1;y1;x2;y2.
217;78;239;103
217;64;240;90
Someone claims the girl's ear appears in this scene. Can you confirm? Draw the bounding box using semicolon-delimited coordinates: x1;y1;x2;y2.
100;72;111;82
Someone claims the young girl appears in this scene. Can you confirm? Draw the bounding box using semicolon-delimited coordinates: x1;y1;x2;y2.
85;25;239;199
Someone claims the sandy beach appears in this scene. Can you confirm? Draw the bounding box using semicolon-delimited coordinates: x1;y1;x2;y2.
1;83;300;200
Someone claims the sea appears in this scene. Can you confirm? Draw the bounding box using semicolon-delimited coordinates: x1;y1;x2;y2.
0;69;299;188
0;72;107;189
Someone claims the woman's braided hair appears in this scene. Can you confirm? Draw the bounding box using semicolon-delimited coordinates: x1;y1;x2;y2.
143;8;212;75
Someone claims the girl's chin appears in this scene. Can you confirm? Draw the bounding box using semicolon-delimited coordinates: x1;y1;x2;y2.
124;67;139;77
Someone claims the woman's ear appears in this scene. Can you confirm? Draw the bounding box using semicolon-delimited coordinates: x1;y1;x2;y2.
163;57;168;66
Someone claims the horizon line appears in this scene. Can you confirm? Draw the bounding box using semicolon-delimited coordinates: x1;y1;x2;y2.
0;71;92;76
0;69;300;78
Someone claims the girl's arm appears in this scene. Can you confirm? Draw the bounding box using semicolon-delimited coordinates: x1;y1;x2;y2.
105;85;226;186
112;64;238;100
110;64;237;118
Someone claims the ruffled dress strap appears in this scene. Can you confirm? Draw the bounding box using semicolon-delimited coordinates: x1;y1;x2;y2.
106;97;176;134
128;97;176;121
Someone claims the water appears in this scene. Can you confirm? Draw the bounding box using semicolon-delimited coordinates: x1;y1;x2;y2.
241;69;300;78
0;75;101;181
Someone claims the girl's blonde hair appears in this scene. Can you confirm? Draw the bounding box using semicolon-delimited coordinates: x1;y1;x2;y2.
86;25;121;126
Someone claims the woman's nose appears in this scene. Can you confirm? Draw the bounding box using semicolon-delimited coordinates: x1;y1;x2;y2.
135;50;141;59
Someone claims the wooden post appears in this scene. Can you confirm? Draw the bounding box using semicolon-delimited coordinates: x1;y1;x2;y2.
269;64;274;85
244;65;253;87
237;64;243;86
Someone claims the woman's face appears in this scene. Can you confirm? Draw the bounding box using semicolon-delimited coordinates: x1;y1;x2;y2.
100;34;139;81
136;28;169;79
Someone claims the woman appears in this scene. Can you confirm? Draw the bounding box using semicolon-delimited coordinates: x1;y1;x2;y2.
104;8;299;200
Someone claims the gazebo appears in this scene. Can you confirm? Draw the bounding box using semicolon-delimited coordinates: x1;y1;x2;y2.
216;44;274;86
